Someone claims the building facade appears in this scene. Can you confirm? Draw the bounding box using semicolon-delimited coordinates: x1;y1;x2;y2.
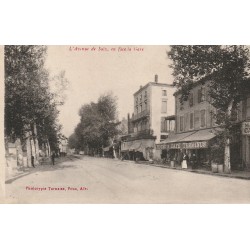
241;93;250;168
156;80;218;166
121;75;176;160
156;79;250;170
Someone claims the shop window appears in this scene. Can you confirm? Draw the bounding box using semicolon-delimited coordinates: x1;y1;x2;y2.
201;109;206;127
162;90;167;96
161;99;167;113
180;116;184;132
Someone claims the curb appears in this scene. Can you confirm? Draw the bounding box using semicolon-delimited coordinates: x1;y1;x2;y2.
135;161;250;180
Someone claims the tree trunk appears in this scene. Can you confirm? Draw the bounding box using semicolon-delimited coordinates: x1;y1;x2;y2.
33;123;40;164
224;100;233;173
224;138;231;173
26;131;32;167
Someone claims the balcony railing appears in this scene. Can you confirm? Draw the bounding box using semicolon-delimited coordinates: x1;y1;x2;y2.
130;129;154;138
131;110;150;122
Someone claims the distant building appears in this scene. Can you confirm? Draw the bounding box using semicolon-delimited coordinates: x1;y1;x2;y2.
121;75;176;160
59;138;68;156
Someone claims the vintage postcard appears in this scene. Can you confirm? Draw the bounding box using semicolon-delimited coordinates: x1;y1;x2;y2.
1;45;250;203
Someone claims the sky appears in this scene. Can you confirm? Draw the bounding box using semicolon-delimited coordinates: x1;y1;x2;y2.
45;45;174;137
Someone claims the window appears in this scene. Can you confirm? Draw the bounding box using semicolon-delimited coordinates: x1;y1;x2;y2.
184;113;189;131
201;109;206;127
247;97;250;119
160;135;168;141
194;110;200;129
198;87;205;103
180;116;184;132
190;113;194;129
161;99;167;113
179;99;184;110
162;90;167;96
145;91;147;98
144;100;147;110
140;94;142;102
161;117;168;132
189;93;194;107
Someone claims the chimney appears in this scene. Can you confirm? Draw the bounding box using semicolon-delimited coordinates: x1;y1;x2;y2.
155;74;158;83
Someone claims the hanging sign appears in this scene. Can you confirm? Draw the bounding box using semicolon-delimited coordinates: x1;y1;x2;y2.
156;141;208;150
242;122;250;135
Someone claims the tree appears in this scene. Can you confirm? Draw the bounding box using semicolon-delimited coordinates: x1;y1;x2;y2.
69;93;120;155
168;45;250;173
5;45;68;161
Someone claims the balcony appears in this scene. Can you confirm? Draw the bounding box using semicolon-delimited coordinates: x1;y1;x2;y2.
131;110;150;122
129;129;155;140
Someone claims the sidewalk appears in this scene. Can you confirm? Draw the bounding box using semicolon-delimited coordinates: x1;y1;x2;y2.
5;155;78;184
136;161;250;180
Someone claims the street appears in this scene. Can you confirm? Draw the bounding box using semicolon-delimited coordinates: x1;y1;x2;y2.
5;155;250;203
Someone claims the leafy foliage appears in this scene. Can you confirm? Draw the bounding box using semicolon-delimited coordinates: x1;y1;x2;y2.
168;45;250;170
69;93;120;151
5;45;67;151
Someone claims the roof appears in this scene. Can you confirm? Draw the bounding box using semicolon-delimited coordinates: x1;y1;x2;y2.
133;82;175;96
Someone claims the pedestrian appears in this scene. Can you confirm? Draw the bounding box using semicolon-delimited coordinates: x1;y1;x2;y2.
182;153;188;169
51;152;55;166
31;155;35;168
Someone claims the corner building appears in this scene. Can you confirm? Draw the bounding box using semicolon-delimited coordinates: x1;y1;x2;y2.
121;75;176;161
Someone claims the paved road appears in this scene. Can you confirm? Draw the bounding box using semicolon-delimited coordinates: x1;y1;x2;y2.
5;155;250;203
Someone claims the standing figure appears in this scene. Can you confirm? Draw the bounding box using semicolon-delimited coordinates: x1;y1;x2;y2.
31;155;35;168
51;152;55;166
182;153;188;169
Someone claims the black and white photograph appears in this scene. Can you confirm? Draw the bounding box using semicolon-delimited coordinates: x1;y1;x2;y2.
2;45;250;204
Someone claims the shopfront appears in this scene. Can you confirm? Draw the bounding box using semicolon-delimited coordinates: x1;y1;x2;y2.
121;139;155;161
156;129;216;167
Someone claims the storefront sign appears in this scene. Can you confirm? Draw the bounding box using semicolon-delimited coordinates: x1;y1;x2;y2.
156;141;208;150
242;122;250;135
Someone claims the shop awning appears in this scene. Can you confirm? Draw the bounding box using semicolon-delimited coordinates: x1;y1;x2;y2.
180;129;216;142
156;129;216;150
156;131;195;148
121;139;155;152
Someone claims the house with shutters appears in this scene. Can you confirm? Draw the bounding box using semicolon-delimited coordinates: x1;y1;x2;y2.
121;75;176;161
156;78;250;170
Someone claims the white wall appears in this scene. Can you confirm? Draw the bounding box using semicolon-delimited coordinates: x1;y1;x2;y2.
150;84;176;143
